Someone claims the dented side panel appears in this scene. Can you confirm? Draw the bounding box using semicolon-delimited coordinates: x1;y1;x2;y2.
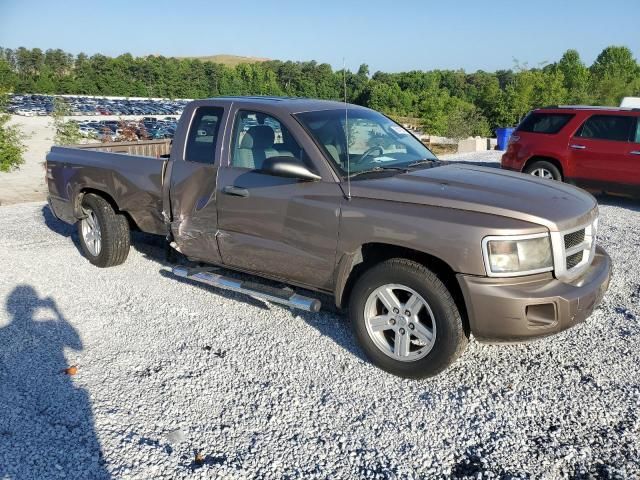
167;161;222;263
164;100;232;263
46;146;167;234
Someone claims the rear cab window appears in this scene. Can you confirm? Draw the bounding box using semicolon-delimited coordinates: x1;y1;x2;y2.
576;115;636;142
517;112;574;134
184;107;225;164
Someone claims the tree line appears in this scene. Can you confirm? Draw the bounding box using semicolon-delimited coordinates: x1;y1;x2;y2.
1;45;639;138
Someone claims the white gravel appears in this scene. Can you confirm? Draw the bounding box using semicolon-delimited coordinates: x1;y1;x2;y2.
440;149;503;167
0;195;639;479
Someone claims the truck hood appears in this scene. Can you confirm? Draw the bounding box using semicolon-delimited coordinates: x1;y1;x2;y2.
347;164;597;232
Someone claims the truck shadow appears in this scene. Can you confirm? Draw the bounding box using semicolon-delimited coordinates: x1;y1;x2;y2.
596;194;640;212
42;204;79;247
0;285;110;479
157;268;367;362
41;205;372;365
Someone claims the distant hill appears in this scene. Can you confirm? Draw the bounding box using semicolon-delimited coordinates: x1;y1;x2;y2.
182;55;271;67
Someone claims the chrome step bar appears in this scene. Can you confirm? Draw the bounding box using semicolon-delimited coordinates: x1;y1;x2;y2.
171;266;321;312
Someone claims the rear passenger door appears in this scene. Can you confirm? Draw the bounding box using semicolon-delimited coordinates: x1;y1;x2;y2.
216;109;342;290
569;114;639;194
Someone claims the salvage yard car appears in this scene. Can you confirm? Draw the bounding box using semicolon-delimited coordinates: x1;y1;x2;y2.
46;97;612;378
501;105;640;198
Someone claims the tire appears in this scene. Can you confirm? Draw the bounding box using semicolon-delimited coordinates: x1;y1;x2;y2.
348;258;468;379
524;160;562;181
77;193;130;268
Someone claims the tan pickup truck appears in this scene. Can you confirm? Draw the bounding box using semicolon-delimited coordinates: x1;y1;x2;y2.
46;97;612;378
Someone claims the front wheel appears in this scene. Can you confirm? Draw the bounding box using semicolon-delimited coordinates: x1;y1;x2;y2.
77;193;130;268
524;160;562;181
349;258;468;379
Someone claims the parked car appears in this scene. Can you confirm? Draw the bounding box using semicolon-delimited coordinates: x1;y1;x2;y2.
501;106;640;198
8;94;189;118
46;97;611;378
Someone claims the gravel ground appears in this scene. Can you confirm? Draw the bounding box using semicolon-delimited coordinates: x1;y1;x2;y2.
0;194;639;478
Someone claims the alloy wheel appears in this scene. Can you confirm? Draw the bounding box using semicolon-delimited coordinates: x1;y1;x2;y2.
364;284;436;362
81;208;102;256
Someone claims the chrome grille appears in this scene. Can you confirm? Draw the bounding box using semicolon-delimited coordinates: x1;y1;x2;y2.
566;251;583;269
550;214;598;282
564;229;585;250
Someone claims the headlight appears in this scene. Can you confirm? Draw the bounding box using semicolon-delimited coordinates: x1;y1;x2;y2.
482;233;553;276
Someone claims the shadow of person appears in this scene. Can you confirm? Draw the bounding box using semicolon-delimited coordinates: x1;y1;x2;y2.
0;286;110;479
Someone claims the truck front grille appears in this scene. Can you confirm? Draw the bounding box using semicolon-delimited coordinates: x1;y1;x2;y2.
566;251;584;269
564;229;585;250
550;214;598;282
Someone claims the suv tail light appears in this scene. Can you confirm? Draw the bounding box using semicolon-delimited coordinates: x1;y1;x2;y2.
508;135;520;144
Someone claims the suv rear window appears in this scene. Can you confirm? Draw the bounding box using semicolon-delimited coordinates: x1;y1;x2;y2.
517;113;574;134
576;115;635;142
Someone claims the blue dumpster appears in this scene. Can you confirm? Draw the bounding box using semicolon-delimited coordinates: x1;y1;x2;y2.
496;127;515;151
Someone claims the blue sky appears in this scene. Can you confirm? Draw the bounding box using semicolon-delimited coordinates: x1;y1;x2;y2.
1;0;639;73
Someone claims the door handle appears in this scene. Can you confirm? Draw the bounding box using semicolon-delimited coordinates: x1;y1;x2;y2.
570;144;586;150
630;150;640;155
223;185;249;197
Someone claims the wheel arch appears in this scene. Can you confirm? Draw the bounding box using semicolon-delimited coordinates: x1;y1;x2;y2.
523;156;564;179
75;188;139;231
336;243;469;333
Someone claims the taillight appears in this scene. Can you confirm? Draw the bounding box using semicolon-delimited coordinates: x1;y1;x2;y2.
509;135;520;144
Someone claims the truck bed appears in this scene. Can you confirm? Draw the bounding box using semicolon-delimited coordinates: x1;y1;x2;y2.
46;143;168;235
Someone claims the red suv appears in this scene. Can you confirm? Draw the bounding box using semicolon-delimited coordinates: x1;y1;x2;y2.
501;106;640;197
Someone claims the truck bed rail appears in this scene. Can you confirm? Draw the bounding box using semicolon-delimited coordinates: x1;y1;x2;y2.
68;139;171;157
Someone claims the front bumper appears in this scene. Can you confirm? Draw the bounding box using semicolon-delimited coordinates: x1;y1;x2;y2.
457;245;612;343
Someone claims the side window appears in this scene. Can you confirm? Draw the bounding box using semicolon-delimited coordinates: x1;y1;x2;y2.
517;113;574;134
576;115;635;142
635;118;640;143
185;107;224;164
231;110;305;170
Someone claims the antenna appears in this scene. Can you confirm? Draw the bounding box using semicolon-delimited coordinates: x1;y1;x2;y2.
343;58;351;200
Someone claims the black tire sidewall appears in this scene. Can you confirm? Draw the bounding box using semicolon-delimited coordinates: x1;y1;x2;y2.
349;259;466;379
76;194;130;267
78;195;107;264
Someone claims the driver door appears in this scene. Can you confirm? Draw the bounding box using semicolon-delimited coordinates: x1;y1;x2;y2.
216;109;342;290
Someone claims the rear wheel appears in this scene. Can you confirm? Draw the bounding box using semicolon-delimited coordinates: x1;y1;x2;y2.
77;193;130;268
524;160;562;181
348;258;468;379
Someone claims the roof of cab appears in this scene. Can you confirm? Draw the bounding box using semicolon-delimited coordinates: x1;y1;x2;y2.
204;95;369;114
536;105;640;113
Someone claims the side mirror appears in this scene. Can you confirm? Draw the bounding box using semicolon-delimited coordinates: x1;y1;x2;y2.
262;156;321;181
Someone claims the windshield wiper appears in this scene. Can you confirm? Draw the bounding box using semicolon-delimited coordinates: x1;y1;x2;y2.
407;158;438;168
348;166;408;178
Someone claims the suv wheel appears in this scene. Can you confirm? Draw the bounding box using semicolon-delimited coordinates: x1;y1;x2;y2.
349;258;468;379
524;160;562;181
77;193;130;268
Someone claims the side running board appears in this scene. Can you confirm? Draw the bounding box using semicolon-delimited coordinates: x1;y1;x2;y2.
171;266;321;313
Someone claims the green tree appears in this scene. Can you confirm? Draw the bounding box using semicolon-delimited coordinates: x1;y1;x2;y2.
51;97;82;145
590;46;640;105
0;89;26;172
557;49;590;103
444;98;491;139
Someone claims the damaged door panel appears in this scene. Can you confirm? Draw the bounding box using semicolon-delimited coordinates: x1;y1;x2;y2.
167;104;227;262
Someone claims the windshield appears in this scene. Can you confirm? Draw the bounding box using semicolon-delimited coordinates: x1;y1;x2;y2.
295;108;437;176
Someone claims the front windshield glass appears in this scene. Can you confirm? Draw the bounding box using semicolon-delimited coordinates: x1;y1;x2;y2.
295;108;437;176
